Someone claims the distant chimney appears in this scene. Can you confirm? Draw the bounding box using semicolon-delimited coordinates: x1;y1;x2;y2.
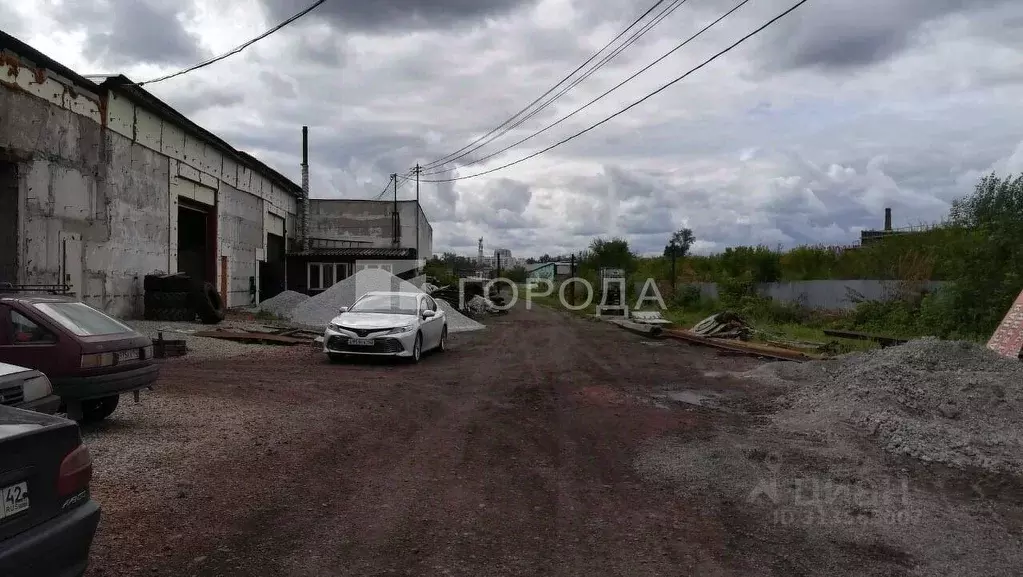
884;207;892;231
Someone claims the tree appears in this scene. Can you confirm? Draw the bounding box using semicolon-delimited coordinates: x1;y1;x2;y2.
504;266;528;283
663;228;695;258
525;257;537;265
539;253;553;263
939;172;1023;336
584;237;635;272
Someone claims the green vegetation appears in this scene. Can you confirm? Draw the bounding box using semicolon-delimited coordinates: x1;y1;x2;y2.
572;172;1023;344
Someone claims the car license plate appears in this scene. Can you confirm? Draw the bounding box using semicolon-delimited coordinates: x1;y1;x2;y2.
117;349;140;362
1;482;29;519
348;337;374;346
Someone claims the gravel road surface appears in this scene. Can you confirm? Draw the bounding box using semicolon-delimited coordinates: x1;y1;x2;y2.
82;304;1022;577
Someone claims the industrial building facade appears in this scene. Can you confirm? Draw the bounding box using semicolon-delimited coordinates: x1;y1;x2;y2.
286;199;433;295
0;32;301;317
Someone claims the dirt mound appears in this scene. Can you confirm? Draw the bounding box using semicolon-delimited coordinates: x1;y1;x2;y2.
257;290;309;318
742;338;1023;475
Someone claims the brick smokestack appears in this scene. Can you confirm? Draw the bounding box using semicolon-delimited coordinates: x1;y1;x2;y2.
884;207;892;231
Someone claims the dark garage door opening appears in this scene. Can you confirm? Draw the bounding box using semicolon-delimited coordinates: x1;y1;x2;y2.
0;161;18;284
178;201;212;284
259;233;286;301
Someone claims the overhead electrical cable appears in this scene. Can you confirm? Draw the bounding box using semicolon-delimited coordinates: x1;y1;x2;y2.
421;0;810;184
424;0;757;178
136;0;328;86
423;0;691;175
372;172;412;200
419;0;671;170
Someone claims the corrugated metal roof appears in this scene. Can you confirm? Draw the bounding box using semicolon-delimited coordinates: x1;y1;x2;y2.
287;247;417;258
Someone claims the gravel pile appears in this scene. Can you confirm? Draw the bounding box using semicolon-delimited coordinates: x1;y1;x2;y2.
288;268;425;327
257;290;309;318
742;337;1023;475
437;299;485;333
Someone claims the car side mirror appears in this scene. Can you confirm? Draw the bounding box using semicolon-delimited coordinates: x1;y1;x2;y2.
421;309;436;319
337;306;348;314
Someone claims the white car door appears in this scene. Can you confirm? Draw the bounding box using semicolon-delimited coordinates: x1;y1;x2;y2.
420;296;442;348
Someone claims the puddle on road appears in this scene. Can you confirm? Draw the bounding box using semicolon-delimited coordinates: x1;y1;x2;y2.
651;389;724;409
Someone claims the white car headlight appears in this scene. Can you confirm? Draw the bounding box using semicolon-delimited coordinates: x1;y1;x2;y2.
328;322;343;332
22;374;53;403
383;324;416;335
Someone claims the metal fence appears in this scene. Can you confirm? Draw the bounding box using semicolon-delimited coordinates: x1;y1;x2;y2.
656;280;949;311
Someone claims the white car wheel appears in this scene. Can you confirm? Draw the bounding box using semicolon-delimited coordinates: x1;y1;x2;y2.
438;326;447;352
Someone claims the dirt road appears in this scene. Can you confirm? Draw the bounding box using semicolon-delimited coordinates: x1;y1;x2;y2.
81;304;1019;576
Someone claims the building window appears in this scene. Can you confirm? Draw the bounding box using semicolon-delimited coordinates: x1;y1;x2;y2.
308;263;351;290
357;263;393;273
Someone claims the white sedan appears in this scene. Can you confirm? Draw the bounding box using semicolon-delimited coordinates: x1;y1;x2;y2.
323;291;448;363
0;362;60;414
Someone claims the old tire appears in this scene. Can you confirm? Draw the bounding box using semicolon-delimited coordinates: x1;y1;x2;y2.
144;273;192;292
192;282;225;324
80;396;119;423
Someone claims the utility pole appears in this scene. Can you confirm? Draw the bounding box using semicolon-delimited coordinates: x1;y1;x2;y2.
301;126;310;251
670;241;677;296
413;164;421;271
391;173;399;247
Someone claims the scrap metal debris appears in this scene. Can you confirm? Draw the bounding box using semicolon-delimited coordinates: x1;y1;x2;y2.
690;311;753;339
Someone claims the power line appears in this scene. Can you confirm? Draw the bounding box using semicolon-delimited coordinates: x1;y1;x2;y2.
420;0;671;171
425;0;756;179
422;0;810;184
136;0;328;86
424;0;690;176
372;173;411;200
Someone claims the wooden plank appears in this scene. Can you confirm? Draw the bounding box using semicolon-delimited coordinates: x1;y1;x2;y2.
663;329;823;363
987;289;1023;359
822;329;908;347
192;331;311;345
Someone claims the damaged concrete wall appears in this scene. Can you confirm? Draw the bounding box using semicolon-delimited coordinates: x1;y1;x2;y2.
308;199;434;256
307;199;392;246
218;183;264;307
2;43;300;316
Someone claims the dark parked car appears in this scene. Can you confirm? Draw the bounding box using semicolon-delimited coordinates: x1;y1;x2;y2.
0;293;158;422
0;404;101;576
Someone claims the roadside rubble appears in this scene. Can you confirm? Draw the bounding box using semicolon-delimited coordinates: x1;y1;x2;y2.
436;299;486;333
256;290;309;318
128;320;272;361
742;337;1023;475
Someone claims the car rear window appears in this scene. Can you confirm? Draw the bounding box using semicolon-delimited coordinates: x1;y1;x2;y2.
33;302;134;336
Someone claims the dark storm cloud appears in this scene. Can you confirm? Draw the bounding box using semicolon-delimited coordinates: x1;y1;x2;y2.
55;0;206;66
757;0;1014;72
259;0;536;31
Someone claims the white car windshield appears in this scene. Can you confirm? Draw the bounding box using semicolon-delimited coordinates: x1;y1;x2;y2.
34;302;134;336
348;294;419;315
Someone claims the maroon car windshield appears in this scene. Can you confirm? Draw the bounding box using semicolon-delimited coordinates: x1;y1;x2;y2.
32;302;134;337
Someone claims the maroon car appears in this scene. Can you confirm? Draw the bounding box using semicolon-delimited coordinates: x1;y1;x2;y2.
0;293;158;423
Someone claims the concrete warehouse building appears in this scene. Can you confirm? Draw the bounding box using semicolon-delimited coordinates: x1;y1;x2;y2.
0;31;301;317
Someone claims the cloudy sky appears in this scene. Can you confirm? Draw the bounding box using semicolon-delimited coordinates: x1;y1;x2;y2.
4;0;1023;257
